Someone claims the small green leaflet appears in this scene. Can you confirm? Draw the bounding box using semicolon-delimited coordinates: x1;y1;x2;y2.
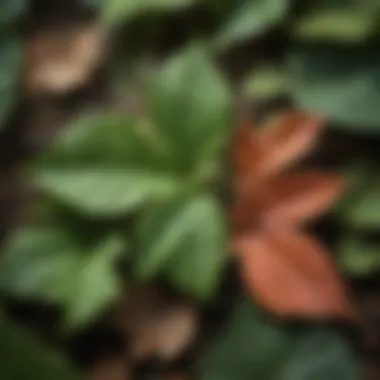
0;314;81;380
213;0;290;51
199;299;362;380
32;113;181;217
0;226;125;329
342;181;380;229
338;237;380;276
135;194;228;300
148;45;231;174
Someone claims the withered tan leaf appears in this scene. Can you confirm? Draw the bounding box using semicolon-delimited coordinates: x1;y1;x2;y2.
114;287;198;361
26;23;107;95
235;229;355;320
261;172;347;226
256;113;324;180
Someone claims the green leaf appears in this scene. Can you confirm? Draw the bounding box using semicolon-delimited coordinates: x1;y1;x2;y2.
200;299;362;380
338;237;380;276
293;9;378;42
343;181;380;229
199;299;291;380
0;314;80;380
243;65;286;98
148;45;231;173
213;0;289;51
135;194;227;300
0;37;21;130
0;0;27;26
279;327;362;380
101;0;199;26
287;47;380;133
32;113;181;217
0;226;125;328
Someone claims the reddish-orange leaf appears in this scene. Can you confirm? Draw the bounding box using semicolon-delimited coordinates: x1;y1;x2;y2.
255;113;324;180
232;123;262;193
235;229;355;320
260;172;347;226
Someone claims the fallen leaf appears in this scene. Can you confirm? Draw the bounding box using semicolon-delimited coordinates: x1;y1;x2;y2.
261;171;347;226
114;287;198;361
26;23;107;95
86;358;130;380
235;229;355;319
256;113;324;180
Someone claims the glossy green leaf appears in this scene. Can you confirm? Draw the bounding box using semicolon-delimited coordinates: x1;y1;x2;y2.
101;0;199;26
135;194;227;299
338;237;380;276
32;113;181;216
0;314;80;380
287;47;380;133
0;226;125;328
148;45;231;173
214;0;289;51
200;299;362;380
0;37;21;130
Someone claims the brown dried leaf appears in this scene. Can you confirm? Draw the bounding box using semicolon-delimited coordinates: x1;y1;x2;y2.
256;113;324;180
261;172;346;226
114;287;198;361
235;230;355;319
26;23;107;95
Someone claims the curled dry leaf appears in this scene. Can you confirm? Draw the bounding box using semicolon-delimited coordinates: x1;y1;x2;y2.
26;23;107;95
235;230;355;320
114;287;198;361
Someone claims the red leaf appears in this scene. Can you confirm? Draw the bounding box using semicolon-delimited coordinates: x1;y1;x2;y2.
235;230;355;320
261;172;347;226
255;113;324;180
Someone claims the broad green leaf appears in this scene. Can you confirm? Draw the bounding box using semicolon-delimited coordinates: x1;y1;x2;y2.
135;194;227;299
200;299;362;380
293;9;378;42
0;226;125;328
32;113;181;216
0;37;21;130
101;0;199;26
213;0;289;51
287;47;380;133
338;237;380;276
279;327;362;380
343;182;380;229
0;314;80;380
148;46;231;173
199;299;291;380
